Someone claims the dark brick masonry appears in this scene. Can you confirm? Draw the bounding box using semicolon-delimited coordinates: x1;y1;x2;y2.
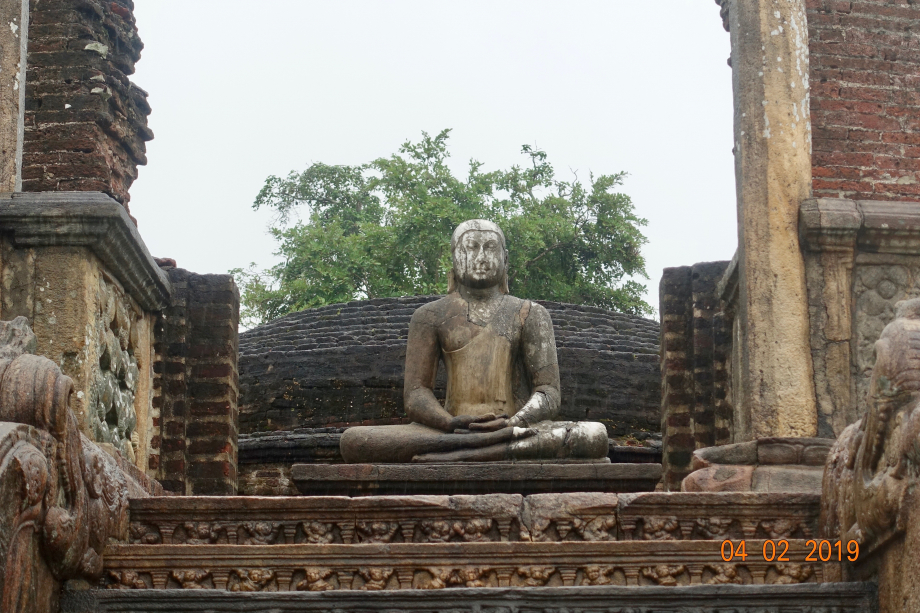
151;266;240;495
23;0;152;211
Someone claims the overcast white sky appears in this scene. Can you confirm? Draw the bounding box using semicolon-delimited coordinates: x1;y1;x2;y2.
128;1;737;315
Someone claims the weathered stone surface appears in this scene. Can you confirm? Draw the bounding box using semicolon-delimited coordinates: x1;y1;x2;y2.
728;0;816;440
750;466;824;494
62;582;878;612
291;462;661;497
99;540;832;591
682;465;754;493
683;438;832;493
239;296;660;437
691;441;758;470
0;0;28;191
520;493;619;542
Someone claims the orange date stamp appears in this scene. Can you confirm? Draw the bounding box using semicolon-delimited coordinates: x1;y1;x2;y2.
720;539;859;563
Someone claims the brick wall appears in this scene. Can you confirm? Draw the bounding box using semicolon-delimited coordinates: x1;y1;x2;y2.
23;0;152;210
152;266;240;495
659;261;731;491
808;0;920;201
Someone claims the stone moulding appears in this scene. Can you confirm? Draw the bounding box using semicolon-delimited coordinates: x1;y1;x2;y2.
63;582;879;613
0;192;171;311
799;197;920;255
101;540;831;591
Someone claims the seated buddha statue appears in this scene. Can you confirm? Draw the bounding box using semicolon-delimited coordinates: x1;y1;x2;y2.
339;219;609;463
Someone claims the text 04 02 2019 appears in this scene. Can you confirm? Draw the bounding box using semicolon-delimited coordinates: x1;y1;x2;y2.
719;540;859;562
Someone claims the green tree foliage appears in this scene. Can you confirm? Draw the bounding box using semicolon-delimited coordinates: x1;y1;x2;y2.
233;130;650;327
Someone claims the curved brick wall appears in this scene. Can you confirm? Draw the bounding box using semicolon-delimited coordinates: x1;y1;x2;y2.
239;296;660;437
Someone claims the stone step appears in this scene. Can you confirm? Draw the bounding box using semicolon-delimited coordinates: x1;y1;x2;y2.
127;492;820;546
100;540;837;591
63;582;877;612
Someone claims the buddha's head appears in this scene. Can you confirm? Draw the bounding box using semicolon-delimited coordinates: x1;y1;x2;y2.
448;219;509;293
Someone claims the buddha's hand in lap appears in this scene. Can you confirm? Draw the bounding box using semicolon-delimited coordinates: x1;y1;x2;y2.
448;413;503;433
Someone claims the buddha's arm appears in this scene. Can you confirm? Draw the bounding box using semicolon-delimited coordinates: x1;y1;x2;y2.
511;302;561;427
403;310;456;432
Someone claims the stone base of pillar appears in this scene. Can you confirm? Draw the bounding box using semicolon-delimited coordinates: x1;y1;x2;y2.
681;438;833;494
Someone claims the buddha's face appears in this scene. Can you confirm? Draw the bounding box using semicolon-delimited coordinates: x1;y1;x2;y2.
453;230;506;289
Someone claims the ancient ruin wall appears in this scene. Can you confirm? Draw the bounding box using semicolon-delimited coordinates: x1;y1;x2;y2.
658;261;733;492
809;0;920;201
152;267;240;495
23;0;152;210
239;296;660;438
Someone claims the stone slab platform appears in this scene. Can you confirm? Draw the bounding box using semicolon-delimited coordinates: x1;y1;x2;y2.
101;540;833;591
63;583;878;613
291;462;662;496
127;492;820;545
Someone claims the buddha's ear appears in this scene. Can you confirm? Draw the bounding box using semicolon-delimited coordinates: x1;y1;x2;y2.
447;268;457;294
500;249;510;294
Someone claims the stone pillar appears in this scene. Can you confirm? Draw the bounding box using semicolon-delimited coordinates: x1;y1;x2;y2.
0;0;28;190
726;0;817;439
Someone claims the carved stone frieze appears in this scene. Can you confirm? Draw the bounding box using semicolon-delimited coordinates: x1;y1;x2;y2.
101;540;833;591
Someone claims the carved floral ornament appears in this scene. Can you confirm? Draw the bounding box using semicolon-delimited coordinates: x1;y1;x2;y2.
0;317;130;613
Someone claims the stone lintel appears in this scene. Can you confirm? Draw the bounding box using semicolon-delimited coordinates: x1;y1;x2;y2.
0;0;27;191
291;462;662;496
0;191;170;310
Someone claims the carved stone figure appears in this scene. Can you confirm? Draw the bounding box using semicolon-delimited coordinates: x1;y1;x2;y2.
229;568;277;592
295;568;336;592
300;521;335;544
823;298;920;554
170;569;212;589
579;565;614;586
358;567;394;590
515;566;556;587
340;220;608;463
0;317;131;613
640;564;687;586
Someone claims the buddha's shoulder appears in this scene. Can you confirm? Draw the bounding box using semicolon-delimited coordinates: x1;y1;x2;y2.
410;294;465;325
502;294;546;316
